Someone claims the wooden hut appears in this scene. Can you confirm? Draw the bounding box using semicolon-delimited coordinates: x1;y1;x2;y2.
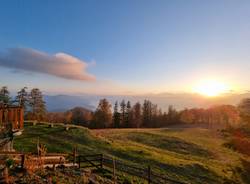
0;104;24;151
0;105;24;131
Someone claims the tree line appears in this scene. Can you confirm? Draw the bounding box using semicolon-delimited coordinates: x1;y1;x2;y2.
89;99;243;129
46;99;179;128
90;99;180;128
1;86;250;129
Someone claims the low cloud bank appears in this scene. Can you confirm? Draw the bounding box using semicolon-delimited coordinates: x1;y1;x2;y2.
0;47;95;81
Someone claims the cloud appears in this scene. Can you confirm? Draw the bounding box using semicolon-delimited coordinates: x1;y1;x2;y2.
0;47;96;81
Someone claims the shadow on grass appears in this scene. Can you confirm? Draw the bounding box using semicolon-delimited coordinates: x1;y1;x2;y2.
126;132;211;158
101;146;223;184
240;159;250;184
14;125;105;153
14;125;228;184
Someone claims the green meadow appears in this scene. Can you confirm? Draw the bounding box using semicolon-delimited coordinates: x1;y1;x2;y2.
14;124;250;184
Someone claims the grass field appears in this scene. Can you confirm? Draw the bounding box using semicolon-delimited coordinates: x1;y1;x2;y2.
14;123;250;184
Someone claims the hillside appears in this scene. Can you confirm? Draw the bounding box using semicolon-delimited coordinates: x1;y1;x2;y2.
14;124;250;184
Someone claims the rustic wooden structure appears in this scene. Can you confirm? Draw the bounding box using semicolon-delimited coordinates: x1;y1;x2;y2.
0;104;24;151
0;150;186;184
0;105;24;131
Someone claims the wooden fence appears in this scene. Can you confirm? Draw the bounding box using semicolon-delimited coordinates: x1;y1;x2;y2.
0;151;186;184
76;154;103;169
24;120;88;130
70;153;185;184
101;155;185;184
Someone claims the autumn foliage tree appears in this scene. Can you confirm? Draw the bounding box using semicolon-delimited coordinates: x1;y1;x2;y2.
70;107;92;126
46;107;92;126
92;98;112;128
180;105;240;128
4;85;246;130
238;98;250;124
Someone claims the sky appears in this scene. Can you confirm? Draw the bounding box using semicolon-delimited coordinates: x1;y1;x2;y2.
0;0;250;95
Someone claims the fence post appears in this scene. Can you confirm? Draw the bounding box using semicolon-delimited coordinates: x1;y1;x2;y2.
37;137;40;157
101;154;103;169
113;157;116;184
73;147;77;166
59;157;62;165
78;155;81;169
21;154;26;169
3;167;9;183
147;165;151;184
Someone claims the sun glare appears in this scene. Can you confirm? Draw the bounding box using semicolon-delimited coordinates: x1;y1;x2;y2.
193;80;229;97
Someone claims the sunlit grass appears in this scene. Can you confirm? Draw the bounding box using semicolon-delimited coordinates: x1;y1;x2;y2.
14;124;249;184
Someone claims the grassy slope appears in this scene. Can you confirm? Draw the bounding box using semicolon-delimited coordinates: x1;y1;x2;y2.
14;124;250;184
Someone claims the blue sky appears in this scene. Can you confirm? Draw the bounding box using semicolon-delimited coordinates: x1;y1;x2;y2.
0;0;250;95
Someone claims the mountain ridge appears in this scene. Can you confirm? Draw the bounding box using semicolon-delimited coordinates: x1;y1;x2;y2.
44;93;250;112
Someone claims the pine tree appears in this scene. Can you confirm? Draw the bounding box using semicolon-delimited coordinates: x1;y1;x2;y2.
0;86;11;104
133;102;142;128
120;100;126;127
151;104;158;128
157;108;163;127
125;101;132;127
142;100;152;127
15;87;29;111
113;101;120;128
28;88;46;121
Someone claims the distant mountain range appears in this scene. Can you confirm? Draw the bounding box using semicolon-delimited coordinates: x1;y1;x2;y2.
44;95;96;112
44;93;250;112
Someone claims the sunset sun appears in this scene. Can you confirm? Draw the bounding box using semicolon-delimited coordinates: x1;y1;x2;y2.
193;80;230;97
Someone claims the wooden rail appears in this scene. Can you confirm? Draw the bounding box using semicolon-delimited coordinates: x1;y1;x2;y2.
24;120;88;130
77;154;103;169
0;151;186;184
73;153;186;184
101;155;186;184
